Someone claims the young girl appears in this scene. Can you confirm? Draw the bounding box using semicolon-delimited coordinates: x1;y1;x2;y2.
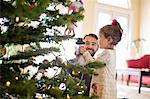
79;19;123;99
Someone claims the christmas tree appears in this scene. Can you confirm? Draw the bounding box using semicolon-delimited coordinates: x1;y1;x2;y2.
0;0;105;99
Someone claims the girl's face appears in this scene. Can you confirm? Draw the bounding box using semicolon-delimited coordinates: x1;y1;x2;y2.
99;32;113;49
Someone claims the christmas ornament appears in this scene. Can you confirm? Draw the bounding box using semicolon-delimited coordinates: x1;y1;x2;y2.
59;83;66;91
39;13;48;24
0;18;9;33
42;59;49;64
92;83;99;94
68;0;83;12
44;66;62;79
0;46;7;56
26;1;38;9
46;4;56;11
72;70;79;75
0;26;8;33
75;39;86;65
76;38;85;45
64;22;77;37
28;21;40;28
56;4;68;15
36;73;43;80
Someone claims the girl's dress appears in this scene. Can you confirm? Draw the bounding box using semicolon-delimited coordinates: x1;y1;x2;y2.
83;49;117;99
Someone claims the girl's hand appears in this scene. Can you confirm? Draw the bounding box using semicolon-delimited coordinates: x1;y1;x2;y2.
92;83;100;94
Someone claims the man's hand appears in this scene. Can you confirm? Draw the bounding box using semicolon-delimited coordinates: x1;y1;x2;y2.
79;46;87;54
75;46;87;56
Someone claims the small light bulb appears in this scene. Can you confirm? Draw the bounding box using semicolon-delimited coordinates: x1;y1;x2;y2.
38;96;42;99
15;17;19;22
15;77;18;80
6;81;11;87
67;94;70;99
64;62;67;66
76;83;79;86
78;92;82;94
72;70;76;75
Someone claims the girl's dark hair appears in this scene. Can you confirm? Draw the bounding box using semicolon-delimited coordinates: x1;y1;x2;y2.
100;19;123;45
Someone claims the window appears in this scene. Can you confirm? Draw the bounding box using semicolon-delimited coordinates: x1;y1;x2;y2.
95;0;131;69
97;0;131;8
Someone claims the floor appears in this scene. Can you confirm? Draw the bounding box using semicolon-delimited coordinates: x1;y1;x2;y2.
117;81;150;99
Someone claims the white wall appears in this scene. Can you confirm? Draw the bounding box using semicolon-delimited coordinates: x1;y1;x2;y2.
140;0;150;55
82;0;97;35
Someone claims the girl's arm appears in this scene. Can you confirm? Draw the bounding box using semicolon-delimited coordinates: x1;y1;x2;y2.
82;51;95;62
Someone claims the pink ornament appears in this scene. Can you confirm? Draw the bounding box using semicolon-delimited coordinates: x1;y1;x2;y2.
68;0;83;12
64;23;77;37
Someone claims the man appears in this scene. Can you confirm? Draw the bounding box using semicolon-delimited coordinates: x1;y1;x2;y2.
78;33;99;57
70;33;99;96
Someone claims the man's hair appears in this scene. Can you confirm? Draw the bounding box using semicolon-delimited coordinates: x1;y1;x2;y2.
83;33;98;40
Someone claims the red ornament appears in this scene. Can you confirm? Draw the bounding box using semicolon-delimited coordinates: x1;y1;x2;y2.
92;83;100;94
27;2;37;9
2;47;7;56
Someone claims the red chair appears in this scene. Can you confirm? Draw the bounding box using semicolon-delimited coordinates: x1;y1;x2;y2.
126;54;150;85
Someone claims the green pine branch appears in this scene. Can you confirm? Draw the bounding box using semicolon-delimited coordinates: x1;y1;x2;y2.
45;34;74;43
0;24;45;45
8;47;60;60
0;0;50;21
85;61;106;68
1;61;34;68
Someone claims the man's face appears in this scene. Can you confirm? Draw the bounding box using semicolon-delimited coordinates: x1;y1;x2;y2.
84;36;99;56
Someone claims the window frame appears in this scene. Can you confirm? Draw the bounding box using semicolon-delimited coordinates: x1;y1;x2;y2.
94;2;132;69
97;0;131;9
